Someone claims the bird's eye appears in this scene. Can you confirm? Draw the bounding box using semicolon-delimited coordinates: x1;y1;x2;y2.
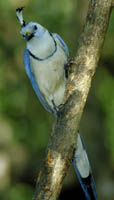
34;25;37;30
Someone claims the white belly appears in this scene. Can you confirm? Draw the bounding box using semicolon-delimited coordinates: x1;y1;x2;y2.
30;47;67;110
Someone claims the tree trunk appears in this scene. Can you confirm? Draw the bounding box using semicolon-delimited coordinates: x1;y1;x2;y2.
33;0;114;199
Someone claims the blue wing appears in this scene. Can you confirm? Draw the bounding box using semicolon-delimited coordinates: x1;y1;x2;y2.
53;33;69;58
72;133;98;200
23;49;52;113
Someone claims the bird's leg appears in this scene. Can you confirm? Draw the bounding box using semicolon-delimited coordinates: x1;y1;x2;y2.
51;100;63;117
51;100;65;118
51;100;59;115
64;58;76;79
57;103;67;118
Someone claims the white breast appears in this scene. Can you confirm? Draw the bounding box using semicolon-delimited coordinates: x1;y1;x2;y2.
27;32;67;111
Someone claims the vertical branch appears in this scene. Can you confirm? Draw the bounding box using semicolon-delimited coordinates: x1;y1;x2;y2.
34;0;113;200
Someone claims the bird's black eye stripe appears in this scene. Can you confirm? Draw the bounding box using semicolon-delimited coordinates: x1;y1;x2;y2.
34;25;37;30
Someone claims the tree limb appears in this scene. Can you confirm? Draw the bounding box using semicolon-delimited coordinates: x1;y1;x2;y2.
33;0;113;199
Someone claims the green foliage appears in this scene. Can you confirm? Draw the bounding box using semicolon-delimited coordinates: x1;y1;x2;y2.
8;184;33;200
0;0;114;199
96;68;114;162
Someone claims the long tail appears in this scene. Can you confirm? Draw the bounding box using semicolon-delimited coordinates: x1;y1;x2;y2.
72;133;98;200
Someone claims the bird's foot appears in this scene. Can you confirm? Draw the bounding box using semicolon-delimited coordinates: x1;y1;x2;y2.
52;100;65;118
64;58;76;78
52;100;58;114
56;103;65;118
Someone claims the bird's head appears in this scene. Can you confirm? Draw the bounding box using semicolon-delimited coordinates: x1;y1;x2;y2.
16;7;46;41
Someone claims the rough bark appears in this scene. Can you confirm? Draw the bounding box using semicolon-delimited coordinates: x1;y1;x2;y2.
33;0;113;199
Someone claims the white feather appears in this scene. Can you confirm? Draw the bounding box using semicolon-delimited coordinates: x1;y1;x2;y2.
16;8;24;26
74;133;90;178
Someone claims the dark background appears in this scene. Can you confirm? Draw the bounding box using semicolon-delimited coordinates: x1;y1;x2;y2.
0;0;114;199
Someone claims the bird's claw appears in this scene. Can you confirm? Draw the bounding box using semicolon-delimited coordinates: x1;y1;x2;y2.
64;58;76;78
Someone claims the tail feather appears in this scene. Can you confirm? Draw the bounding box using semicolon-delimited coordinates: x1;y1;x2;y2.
72;133;98;200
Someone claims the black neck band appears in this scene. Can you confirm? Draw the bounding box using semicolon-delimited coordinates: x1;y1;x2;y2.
28;32;57;61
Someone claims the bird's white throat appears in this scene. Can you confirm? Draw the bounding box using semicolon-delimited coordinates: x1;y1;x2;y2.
27;31;56;59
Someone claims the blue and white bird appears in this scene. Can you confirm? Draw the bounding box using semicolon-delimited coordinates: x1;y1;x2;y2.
16;7;97;200
16;7;69;116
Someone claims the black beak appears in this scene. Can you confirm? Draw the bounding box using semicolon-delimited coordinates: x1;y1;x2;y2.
23;33;34;41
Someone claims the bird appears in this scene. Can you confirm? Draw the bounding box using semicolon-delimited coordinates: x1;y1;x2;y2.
16;7;98;200
16;7;69;116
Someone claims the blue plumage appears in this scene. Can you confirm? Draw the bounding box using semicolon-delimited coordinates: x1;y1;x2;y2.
23;49;53;113
53;33;69;58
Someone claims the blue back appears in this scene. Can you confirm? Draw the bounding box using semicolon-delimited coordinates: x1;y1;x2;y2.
53;33;69;58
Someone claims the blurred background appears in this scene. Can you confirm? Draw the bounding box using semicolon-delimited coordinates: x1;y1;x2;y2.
0;0;114;199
